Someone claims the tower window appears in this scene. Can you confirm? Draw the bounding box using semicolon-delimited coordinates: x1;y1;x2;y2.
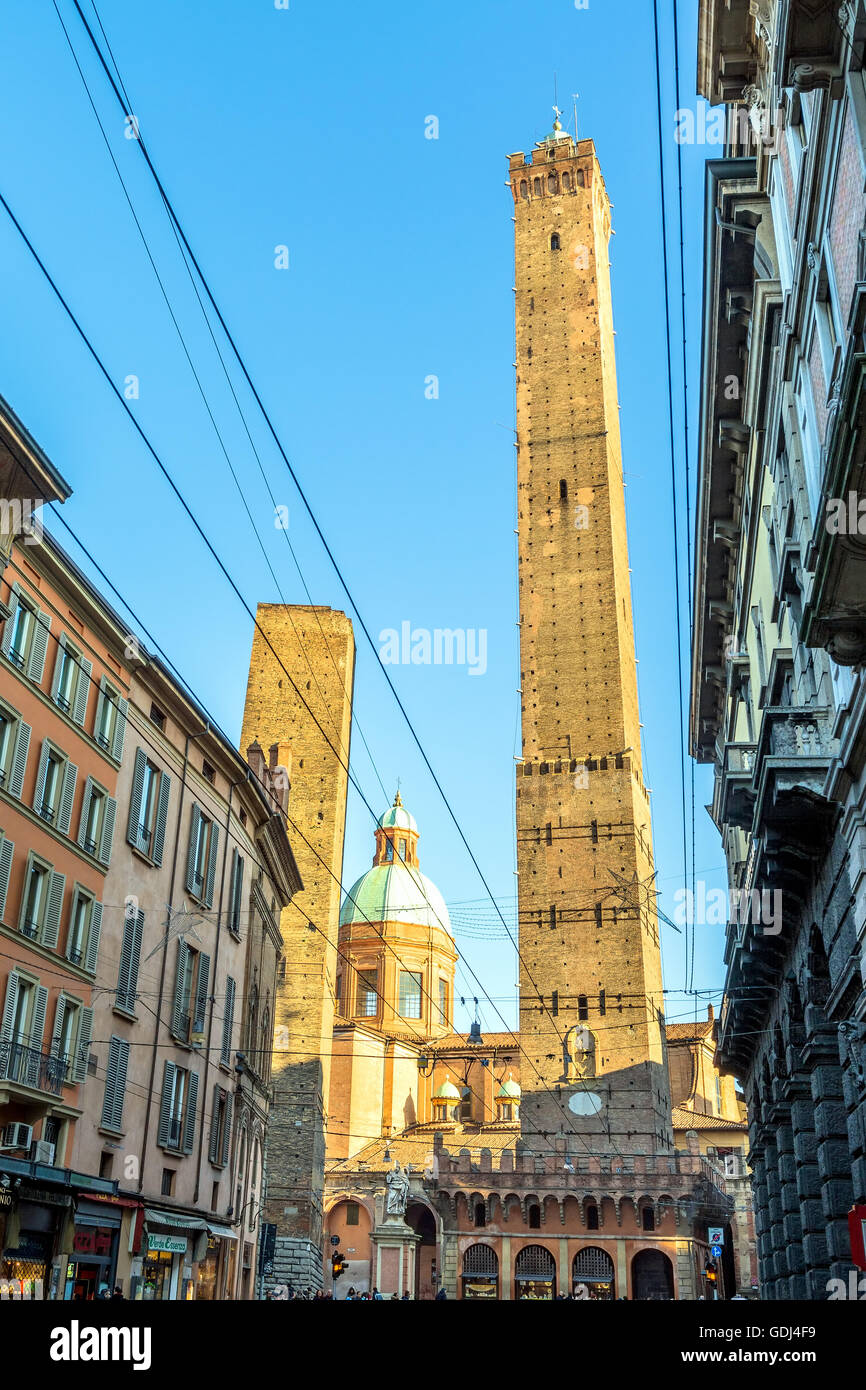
533;177;542;196
559;479;568;500
642;1206;655;1232
398;838;407;860
520;179;528;199
562;171;570;190
550;233;561;250
586;1203;599;1230
576;170;585;187
548;173;558;193
528;1203;541;1230
474;1201;486;1227
385;840;394;862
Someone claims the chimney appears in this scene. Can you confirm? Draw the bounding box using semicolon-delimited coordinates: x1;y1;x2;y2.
707;1003;715;1023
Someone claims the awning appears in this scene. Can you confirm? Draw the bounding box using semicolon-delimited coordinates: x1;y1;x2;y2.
207;1223;238;1241
143;1208;209;1233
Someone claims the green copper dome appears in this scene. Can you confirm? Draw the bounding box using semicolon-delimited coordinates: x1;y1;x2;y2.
377;790;417;834
496;1074;521;1099
340;861;451;933
433;1078;461;1101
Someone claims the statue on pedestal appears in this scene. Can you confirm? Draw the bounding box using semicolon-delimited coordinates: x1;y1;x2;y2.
385;1161;410;1217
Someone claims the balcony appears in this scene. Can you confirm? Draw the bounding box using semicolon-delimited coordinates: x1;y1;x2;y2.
716;741;757;830
751;705;837;836
0;1042;67;1096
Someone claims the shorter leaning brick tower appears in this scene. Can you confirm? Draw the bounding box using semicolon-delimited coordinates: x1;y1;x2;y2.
241;604;355;1289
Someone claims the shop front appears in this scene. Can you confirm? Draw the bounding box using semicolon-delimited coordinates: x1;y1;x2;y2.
195;1225;236;1300
514;1244;556;1300
63;1199;122;1299
132;1210;236;1301
572;1246;615;1301
460;1242;499;1299
1;1184;71;1299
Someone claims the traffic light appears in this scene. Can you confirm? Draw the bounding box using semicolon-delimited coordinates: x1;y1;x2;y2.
704;1260;717;1284
331;1251;347;1278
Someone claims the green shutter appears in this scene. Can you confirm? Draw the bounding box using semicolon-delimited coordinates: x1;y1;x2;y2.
0;971;20;1042
84;901;103;974
33;740;50;813
0;834;13;921
111;697;129;762
98;795;117;866
73;1006;92;1083
193;952;211;1035
221;1091;232;1167
101;1036;129;1131
71;655;92;726
117;907;143;1012
57;759;77;835
204;823;219;908
49;995;67;1060
171;940;191;1038
29;985;48;1053
0;585;19;657
126;748;147;849
152;772;171;866
8;720;30;799
43;869;65;949
208;1084;221;1163
157;1060;176;1148
221;977;235;1065
185;804;202;896
27;608;50;683
182;1069;199;1154
50;635;66;704
77;776;94;849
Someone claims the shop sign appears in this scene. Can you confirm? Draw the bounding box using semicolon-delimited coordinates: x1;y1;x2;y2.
0;1190;12;1208
73;1227;114;1257
147;1234;186;1254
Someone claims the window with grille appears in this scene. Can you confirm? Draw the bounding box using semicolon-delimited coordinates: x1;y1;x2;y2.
398;971;422;1020
573;1247;613;1280
357;969;378;1018
463;1243;498;1276
515;1245;555;1278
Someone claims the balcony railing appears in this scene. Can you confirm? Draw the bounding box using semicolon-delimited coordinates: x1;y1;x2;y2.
0;1041;67;1095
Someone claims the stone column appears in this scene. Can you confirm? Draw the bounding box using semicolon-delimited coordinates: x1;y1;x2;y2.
812;1045;855;1284
500;1234;512;1302
763;1133;785;1299
775;1111;806;1298
749;1146;772;1297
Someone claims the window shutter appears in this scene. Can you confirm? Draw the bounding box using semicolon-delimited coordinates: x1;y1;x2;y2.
126;748;147;849
0;971;20;1041
116;907;143;1011
204;823;219;908
49;995;67;1060
77;776;94;849
182;1069;199;1154
71;655;92;726
111;697;129;762
0;585;19;657
101;1036;129;1131
157;1061;176;1148
29;984;48;1053
57;759;77;835
73;1006;93;1082
0;834;13;921
33;740;50;813
8;720;30;798
229;851;244;933
221;1090;232;1167
84;901;103;974
50;635;66;703
208;1084;221;1163
221;977;235;1065
153;772;171;866
43;868;66;949
171;940;191;1038
185;804;201;895
27;609;50;683
193;952;211;1034
98;795;117;866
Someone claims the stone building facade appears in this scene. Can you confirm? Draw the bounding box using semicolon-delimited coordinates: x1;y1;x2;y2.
241;604;355;1291
693;0;866;1298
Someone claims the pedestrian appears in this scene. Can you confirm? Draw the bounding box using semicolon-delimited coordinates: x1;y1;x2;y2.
435;1287;447;1301
372;1286;383;1300
111;1285;125;1301
346;1286;356;1301
401;1290;411;1301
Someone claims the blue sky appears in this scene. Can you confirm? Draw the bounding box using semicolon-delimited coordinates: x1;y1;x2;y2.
0;0;726;1034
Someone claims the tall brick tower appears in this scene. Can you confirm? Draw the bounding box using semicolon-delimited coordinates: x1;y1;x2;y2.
241;604;355;1287
509;119;672;1155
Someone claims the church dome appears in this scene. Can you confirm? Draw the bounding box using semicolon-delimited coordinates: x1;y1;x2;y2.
433;1078;461;1101
340;793;451;934
340;862;451;933
377;790;417;834
496;1073;521;1100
